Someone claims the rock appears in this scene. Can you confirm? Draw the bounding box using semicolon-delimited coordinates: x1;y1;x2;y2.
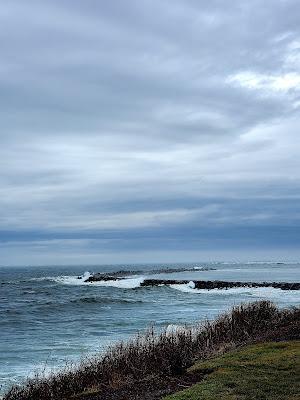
84;274;124;282
140;279;300;290
83;273;300;290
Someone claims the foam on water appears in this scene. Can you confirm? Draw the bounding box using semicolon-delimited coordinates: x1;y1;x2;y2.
49;271;92;285
52;275;87;285
82;271;92;281
53;273;145;289
90;276;145;289
169;283;300;303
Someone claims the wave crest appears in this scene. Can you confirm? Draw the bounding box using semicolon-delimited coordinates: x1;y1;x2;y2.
53;274;144;289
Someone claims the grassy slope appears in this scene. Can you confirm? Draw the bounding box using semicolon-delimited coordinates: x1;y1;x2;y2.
164;341;300;400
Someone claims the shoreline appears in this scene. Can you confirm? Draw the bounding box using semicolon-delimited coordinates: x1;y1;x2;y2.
84;273;300;290
3;301;299;400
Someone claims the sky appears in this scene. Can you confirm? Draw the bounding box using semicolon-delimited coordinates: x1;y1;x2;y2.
1;0;300;266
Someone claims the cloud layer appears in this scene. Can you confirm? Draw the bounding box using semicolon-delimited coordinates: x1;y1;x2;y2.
1;0;300;264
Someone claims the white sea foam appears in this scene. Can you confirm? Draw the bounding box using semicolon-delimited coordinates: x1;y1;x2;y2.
82;271;92;281
169;284;300;303
88;276;145;289
50;271;93;286
52;275;86;285
53;274;144;289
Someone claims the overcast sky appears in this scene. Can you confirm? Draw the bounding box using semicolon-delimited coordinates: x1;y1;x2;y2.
1;0;300;265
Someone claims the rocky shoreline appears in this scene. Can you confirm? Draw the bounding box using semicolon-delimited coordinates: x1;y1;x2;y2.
82;266;215;281
141;279;300;290
83;274;300;290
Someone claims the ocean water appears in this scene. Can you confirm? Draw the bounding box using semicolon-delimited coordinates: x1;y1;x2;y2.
1;262;299;395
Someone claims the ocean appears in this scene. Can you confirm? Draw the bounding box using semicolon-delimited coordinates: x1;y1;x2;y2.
1;262;299;395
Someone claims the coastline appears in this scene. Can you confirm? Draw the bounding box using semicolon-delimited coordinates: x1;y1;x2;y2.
1;263;300;397
3;300;299;400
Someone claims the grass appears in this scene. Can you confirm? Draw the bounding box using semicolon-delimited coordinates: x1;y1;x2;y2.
3;301;300;400
163;341;300;400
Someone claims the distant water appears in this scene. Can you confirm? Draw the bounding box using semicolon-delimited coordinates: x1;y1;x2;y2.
1;262;299;395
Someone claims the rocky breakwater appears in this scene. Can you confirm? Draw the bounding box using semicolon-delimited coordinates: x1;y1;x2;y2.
140;279;300;290
83;274;123;282
82;273;300;290
81;266;216;281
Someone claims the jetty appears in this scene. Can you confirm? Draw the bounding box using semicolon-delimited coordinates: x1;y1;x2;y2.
83;274;300;290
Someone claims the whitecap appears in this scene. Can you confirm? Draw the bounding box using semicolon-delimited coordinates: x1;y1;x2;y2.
53;274;144;289
82;271;92;281
89;276;145;289
169;284;300;303
188;281;195;289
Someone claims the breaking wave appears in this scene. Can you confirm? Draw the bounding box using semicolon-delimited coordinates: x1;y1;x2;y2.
53;273;145;289
169;283;300;301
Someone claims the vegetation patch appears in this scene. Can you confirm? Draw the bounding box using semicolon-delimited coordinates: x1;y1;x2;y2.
164;341;300;400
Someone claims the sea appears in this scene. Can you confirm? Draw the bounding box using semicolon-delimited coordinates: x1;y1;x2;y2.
1;262;299;396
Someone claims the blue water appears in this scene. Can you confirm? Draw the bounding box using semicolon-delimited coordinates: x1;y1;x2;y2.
1;262;299;395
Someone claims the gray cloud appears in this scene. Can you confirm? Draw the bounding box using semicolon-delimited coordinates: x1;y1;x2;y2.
1;0;300;264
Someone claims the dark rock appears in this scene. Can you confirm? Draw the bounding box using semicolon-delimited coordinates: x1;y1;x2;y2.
140;279;300;290
84;266;216;281
84;274;124;282
83;273;300;290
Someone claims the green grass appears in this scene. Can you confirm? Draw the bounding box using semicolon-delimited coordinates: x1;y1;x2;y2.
163;341;300;400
